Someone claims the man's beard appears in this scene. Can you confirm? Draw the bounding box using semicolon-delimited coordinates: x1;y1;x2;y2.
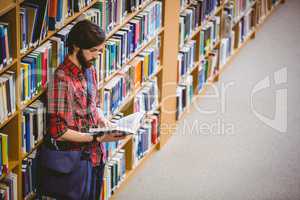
76;49;93;72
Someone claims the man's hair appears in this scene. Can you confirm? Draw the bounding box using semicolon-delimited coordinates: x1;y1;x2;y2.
66;19;106;53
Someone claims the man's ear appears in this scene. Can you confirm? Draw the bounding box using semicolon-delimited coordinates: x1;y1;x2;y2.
73;45;80;53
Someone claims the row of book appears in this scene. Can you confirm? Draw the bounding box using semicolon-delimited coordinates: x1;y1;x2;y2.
179;0;221;47
220;7;255;66
83;1;162;80
0;172;18;200
133;78;160;113
22;100;46;154
178;40;197;82
102;39;161;117
132;113;160;166
219;32;234;66
0;22;13;69
22;155;38;199
0;71;16;124
103;73;133;117
202;50;219;81
234;8;255;47
20;41;52;104
94;35;161;87
20;0;49;53
101;149;126;200
91;0;151;34
176;75;194;120
0;133;8;176
103;110;160;161
199;16;221;57
226;0;255;24
19;0;96;53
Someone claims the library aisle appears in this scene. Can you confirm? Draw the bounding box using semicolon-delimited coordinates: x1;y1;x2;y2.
114;0;300;200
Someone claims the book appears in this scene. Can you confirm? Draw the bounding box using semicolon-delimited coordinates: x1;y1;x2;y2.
0;22;13;69
22;100;46;154
0;71;16;123
89;112;145;136
178;40;197;83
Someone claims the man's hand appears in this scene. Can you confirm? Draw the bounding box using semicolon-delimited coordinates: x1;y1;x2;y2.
96;132;127;142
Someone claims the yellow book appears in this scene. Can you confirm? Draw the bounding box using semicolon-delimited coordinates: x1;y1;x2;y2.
21;63;29;101
0;133;8;173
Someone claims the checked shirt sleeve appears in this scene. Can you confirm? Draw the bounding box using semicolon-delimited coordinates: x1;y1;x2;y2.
48;70;75;139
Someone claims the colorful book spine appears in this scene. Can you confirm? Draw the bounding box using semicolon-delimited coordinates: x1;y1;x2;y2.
22;155;38;199
199;16;220;58
21;41;53;104
133;78;159;113
219;30;235;67
103;74;132;117
102;149;126;200
22;100;46;154
20;0;49;52
178;40;197;82
0;172;18;200
0;22;13;69
95;1;162;80
176;75;193;120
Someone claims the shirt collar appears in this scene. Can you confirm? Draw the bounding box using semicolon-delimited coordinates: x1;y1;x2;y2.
63;56;84;79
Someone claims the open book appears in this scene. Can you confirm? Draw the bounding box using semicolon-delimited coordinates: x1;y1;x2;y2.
89;112;145;136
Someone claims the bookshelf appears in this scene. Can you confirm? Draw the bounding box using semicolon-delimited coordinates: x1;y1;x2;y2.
0;0;285;199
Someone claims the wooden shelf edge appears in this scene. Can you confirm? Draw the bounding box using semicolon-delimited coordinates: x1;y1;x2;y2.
0;59;17;76
20;88;47;111
0;111;19;129
0;2;16;17
21;139;43;160
8;160;19;171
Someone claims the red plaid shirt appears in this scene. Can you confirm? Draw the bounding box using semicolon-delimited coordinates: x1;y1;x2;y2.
47;56;105;166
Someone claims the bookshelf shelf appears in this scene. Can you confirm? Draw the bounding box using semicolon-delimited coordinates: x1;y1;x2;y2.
0;59;17;76
21;139;43;160
0;1;16;16
0;111;19;130
8;160;19;171
20;88;47;111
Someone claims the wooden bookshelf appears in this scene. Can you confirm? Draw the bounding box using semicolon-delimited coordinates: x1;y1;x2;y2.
0;59;17;76
0;0;285;199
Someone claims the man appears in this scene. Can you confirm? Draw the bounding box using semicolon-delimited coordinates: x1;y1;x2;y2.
39;19;125;200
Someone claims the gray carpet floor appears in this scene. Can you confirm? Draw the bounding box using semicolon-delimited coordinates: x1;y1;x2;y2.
114;0;300;199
